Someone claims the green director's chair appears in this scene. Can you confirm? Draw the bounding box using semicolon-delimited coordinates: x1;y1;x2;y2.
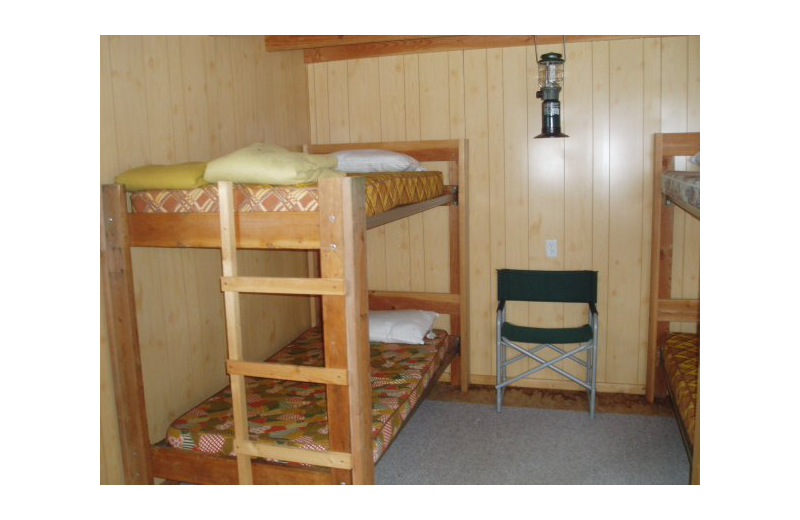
496;269;599;418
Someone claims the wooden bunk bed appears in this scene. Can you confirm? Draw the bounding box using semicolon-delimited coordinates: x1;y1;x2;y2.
101;139;470;485
645;132;700;485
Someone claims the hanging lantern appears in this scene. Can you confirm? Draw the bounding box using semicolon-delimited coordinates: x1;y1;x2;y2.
535;51;568;138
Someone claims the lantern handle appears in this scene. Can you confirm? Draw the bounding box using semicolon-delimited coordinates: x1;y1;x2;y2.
532;35;568;63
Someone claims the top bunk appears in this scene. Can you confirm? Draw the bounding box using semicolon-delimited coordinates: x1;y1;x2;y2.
106;139;467;250
655;132;700;219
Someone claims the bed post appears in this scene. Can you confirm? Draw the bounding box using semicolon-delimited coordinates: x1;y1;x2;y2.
646;135;674;403
449;139;470;392
101;184;153;484
318;176;374;485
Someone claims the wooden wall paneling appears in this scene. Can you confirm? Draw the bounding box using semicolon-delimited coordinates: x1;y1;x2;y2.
142;36;177;164
562;41;594;379
607;39;645;384
638;38;662;384
180;35;212;160
487;48;506;379
591;41;611;383
100;36;120;182
207;36;237;157
419;52;452;332
313;62;331;144
463;49;491;376
109;35;151;171
347;58;387;291
286;51;312;146
166;37;189;163
502;46;529;379
307;63;317;143
379;56;413;292
448;51;466;140
403;55;426;293
327;61;350;144
231;37;260;145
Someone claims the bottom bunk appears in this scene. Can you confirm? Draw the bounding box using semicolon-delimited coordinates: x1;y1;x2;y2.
660;332;699;460
151;326;457;484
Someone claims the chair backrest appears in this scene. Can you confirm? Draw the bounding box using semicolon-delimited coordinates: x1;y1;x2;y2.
497;269;597;304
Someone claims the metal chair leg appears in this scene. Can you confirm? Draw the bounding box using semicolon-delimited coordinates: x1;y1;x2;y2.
496;336;503;412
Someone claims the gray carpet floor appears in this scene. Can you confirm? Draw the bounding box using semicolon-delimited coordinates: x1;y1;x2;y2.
374;400;690;485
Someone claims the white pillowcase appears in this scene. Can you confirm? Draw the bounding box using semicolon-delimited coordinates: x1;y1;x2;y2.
368;310;439;345
333;149;426;173
691;152;700;166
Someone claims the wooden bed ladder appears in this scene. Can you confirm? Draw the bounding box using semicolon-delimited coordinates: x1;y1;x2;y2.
217;178;374;485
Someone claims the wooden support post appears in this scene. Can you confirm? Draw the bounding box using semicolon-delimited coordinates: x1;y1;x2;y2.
217;181;254;485
101;184;153;484
318;177;374;485
691;364;700;485
448;140;470;392
646;136;674;403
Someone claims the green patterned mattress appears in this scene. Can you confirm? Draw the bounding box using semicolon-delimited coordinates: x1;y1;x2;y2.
166;327;450;463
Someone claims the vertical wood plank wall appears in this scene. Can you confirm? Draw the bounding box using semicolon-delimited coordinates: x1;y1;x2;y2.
100;36;312;484
306;36;700;394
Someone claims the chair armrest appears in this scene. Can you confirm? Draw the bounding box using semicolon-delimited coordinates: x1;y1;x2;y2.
589;302;598;316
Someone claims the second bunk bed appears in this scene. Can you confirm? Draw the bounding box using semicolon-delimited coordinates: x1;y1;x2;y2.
646;132;700;484
102;139;470;485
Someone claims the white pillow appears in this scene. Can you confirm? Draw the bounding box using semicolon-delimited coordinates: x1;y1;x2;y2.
333;149;426;173
368;310;439;344
691;152;700;166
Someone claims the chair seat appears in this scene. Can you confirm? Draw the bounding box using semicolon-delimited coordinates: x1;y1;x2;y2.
501;322;593;344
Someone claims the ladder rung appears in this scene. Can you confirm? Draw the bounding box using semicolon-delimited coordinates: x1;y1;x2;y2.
234;439;353;469
221;276;346;296
227;360;348;385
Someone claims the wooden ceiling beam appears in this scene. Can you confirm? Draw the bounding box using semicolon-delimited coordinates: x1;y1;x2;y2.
272;35;665;63
264;35;435;51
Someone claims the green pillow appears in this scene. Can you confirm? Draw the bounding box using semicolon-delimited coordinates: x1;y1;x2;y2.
115;162;208;191
204;143;341;185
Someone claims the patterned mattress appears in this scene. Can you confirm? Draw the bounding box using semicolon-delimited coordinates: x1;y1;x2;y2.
661;333;699;445
661;170;699;218
130;171;444;217
166;327;450;464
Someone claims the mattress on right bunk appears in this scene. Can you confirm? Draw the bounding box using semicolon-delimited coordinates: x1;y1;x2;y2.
661;332;699;444
166;326;450;464
661;170;700;218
